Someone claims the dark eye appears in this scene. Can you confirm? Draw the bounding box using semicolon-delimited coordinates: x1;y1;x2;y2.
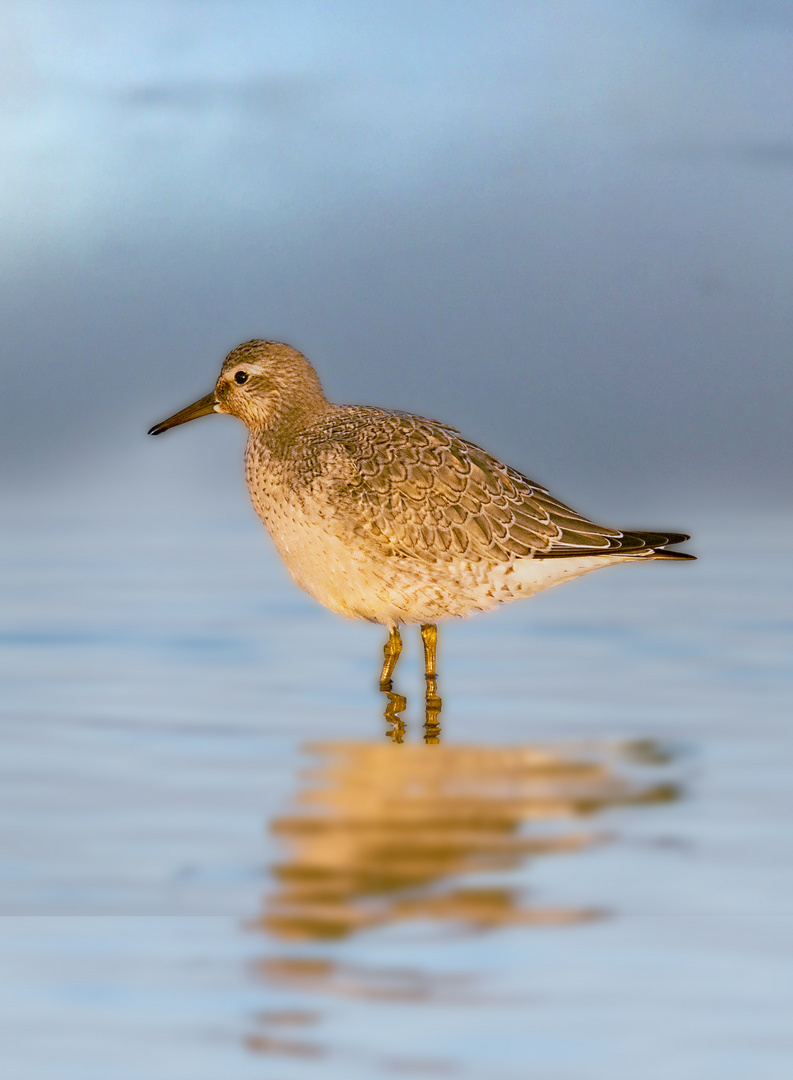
234;370;249;385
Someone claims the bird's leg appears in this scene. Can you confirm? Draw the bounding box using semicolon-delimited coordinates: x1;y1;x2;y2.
421;623;442;744
379;626;403;690
421;622;437;679
380;626;406;742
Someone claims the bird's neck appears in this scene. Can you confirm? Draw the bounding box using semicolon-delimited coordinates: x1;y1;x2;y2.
251;390;331;456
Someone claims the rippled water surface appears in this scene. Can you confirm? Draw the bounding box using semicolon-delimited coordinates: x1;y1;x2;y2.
1;512;791;1078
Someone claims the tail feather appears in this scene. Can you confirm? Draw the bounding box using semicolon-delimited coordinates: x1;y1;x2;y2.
644;548;696;562
537;530;696;561
621;530;695;560
625;531;690;548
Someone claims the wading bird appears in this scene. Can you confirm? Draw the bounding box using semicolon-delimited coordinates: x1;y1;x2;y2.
149;340;694;724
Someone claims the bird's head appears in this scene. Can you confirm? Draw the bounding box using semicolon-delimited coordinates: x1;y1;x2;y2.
148;340;327;436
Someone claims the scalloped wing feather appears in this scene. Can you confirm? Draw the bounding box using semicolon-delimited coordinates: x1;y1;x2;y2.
314;408;642;565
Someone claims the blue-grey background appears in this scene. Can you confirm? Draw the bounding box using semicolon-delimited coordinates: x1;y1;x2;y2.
1;4;792;1079
2;0;792;516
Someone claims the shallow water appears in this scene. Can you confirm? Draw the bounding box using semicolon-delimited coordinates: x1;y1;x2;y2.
1;511;792;1078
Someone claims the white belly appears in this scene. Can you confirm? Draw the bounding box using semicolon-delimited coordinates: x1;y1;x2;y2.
251;479;630;626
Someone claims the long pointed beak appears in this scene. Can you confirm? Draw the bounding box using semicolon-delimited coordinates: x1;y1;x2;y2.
148;392;218;435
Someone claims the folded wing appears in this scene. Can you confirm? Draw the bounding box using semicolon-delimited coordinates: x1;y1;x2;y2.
323;409;694;564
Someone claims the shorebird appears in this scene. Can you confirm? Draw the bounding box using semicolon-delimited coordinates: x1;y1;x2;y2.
149;340;694;718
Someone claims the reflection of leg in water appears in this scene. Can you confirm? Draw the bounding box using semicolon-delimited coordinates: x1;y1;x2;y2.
382;688;407;743
421;623;442;744
379;627;403;690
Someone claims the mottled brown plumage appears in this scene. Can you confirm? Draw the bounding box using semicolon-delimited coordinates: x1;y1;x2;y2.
149;340;694;691
290;405;688;565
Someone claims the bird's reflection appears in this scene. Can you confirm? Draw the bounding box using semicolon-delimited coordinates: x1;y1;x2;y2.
381;677;440;742
245;736;680;1061
255;739;678;942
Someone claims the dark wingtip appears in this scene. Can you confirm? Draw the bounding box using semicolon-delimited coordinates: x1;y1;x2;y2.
654;549;697;561
651;532;695;560
618;530;695;560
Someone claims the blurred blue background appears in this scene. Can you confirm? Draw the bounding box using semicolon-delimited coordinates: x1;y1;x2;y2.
2;0;792;517
1;4;792;1079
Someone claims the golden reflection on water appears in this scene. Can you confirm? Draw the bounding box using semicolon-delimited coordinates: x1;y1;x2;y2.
245;737;680;1062
255;740;677;941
